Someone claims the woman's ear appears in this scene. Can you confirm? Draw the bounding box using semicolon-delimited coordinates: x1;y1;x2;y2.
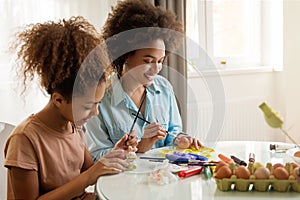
51;92;66;108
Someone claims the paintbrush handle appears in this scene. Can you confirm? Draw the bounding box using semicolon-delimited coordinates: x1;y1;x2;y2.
131;113;151;124
280;128;300;149
166;130;177;138
131;113;177;138
128;90;147;135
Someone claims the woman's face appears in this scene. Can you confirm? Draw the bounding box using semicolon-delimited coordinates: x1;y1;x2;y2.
62;82;106;126
124;39;166;86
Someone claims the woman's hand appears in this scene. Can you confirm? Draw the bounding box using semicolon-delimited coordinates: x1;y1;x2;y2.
137;122;166;152
114;131;138;152
187;136;202;149
175;134;202;149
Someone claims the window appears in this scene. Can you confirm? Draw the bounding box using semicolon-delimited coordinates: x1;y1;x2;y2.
186;0;283;75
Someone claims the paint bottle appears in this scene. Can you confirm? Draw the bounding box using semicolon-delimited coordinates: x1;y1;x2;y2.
249;153;255;163
269;144;297;152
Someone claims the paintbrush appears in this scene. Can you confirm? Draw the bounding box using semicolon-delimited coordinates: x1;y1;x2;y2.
128;91;147;135
131;112;177;138
139;156;218;165
124;90;147;148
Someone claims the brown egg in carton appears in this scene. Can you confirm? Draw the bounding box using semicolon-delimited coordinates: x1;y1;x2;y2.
213;162;300;192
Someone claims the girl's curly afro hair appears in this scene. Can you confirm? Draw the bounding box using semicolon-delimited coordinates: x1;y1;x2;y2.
14;16;110;100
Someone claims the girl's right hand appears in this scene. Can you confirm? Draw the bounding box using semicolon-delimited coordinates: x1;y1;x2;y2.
86;161;120;185
99;148;128;171
87;149;128;184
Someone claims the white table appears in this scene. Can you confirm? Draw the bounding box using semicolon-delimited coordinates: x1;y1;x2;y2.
96;141;300;200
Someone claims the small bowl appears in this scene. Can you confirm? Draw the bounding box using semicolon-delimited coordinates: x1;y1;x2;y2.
286;147;300;164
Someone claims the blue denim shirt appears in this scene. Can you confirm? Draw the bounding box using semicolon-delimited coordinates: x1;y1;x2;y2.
84;74;182;161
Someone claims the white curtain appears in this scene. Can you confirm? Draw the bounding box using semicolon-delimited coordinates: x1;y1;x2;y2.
154;0;188;131
0;0;115;125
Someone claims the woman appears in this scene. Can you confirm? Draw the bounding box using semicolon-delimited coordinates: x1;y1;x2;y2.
85;0;202;160
4;16;136;199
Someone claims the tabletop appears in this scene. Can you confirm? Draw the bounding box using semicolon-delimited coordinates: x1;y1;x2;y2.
96;141;300;200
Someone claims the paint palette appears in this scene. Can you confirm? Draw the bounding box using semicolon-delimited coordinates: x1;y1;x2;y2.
214;162;300;192
158;146;215;159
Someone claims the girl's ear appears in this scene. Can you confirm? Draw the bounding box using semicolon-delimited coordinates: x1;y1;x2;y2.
51;92;66;108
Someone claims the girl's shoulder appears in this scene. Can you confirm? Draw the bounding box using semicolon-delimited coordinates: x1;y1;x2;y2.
12;115;38;135
11;114;50;139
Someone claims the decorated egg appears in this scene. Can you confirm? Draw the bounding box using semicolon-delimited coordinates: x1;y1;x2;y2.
273;166;289;180
291;163;299;169
177;137;191;149
254;167;270;179
215;160;229;173
273;163;284;169
253;162;264;171
214;165;232;179
235;166;250;179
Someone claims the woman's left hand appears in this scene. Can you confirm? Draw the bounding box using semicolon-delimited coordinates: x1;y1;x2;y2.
126;131;139;152
188;136;202;149
176;135;202;149
114;131;138;152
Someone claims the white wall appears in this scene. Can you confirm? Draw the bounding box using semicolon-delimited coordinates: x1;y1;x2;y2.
284;0;300;143
187;71;285;142
186;0;300;144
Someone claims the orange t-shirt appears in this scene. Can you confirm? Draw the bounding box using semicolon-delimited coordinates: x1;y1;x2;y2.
4;115;86;198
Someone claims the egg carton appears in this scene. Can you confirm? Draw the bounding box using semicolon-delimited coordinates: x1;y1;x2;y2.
214;162;300;192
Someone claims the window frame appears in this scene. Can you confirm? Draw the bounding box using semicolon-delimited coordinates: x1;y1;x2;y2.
186;0;283;77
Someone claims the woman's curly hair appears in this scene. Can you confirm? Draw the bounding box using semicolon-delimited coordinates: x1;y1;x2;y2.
14;16;110;101
101;0;184;77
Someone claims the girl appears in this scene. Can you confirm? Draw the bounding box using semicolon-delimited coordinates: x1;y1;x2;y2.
4;16;136;199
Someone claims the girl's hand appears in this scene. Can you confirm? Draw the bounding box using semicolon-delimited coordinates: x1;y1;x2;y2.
86;149;128;185
99;148;128;171
86;161;123;185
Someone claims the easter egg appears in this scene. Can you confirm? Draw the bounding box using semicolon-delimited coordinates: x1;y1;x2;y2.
273;163;284;169
291;163;299;169
273;166;289;180
254;167;270;179
235;166;250;179
215;160;229;173
214;165;232;179
253;162;263;171
177;137;190;149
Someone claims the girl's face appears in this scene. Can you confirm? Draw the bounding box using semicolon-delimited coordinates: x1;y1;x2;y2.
62;82;106;126
124;39;166;87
